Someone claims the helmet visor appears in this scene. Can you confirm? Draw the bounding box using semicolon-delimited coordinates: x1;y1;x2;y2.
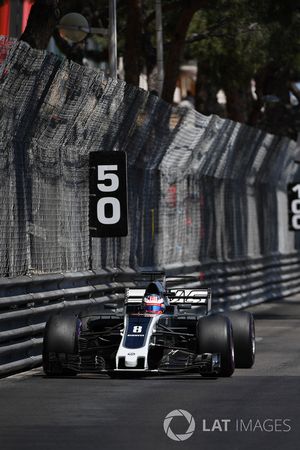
145;304;163;313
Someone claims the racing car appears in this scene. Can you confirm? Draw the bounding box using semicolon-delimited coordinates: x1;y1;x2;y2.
43;273;255;377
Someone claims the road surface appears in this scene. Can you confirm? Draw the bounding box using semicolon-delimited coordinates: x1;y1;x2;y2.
0;295;300;450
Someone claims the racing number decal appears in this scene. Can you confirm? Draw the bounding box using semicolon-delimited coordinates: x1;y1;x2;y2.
89;152;128;237
133;326;143;333
124;317;151;348
288;183;300;231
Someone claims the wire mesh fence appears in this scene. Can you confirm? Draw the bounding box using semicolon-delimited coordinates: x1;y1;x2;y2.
0;38;300;278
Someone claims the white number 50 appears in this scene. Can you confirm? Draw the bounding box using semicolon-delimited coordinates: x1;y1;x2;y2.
97;165;121;225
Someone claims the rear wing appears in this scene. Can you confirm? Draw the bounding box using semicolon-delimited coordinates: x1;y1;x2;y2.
167;288;211;312
125;287;211;312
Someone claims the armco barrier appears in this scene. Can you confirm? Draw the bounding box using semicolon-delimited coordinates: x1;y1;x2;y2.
1;253;300;377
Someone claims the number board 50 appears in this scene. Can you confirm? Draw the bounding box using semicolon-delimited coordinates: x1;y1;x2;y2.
288;183;300;231
89;152;128;237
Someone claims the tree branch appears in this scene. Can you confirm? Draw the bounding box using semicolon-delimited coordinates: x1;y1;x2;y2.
144;0;212;27
185;17;228;43
185;21;258;44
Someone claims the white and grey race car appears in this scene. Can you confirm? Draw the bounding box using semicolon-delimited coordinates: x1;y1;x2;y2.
43;274;255;377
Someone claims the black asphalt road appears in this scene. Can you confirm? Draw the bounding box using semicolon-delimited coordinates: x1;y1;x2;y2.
1;296;300;450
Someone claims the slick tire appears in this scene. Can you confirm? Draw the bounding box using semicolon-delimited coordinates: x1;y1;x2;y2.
197;315;235;377
43;312;80;376
222;311;255;368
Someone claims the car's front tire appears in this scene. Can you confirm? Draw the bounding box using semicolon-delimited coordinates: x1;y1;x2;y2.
43;312;80;376
222;311;255;368
197;315;235;377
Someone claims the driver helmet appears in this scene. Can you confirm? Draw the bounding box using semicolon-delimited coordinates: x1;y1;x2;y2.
143;294;165;315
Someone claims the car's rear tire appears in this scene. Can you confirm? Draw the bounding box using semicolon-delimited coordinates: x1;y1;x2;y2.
43;312;80;376
196;315;235;377
223;311;255;368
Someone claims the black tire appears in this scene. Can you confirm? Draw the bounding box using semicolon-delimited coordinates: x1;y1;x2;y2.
222;311;255;368
197;315;235;377
43;312;80;376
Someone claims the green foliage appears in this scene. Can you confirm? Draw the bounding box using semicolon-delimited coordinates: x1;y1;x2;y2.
187;3;259;84
183;0;300;136
20;0;299;136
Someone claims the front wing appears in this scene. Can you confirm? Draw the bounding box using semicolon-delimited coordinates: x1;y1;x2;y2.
52;313;221;376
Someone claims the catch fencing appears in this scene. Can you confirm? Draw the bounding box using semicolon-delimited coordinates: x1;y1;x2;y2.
1;37;300;375
0;38;299;276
